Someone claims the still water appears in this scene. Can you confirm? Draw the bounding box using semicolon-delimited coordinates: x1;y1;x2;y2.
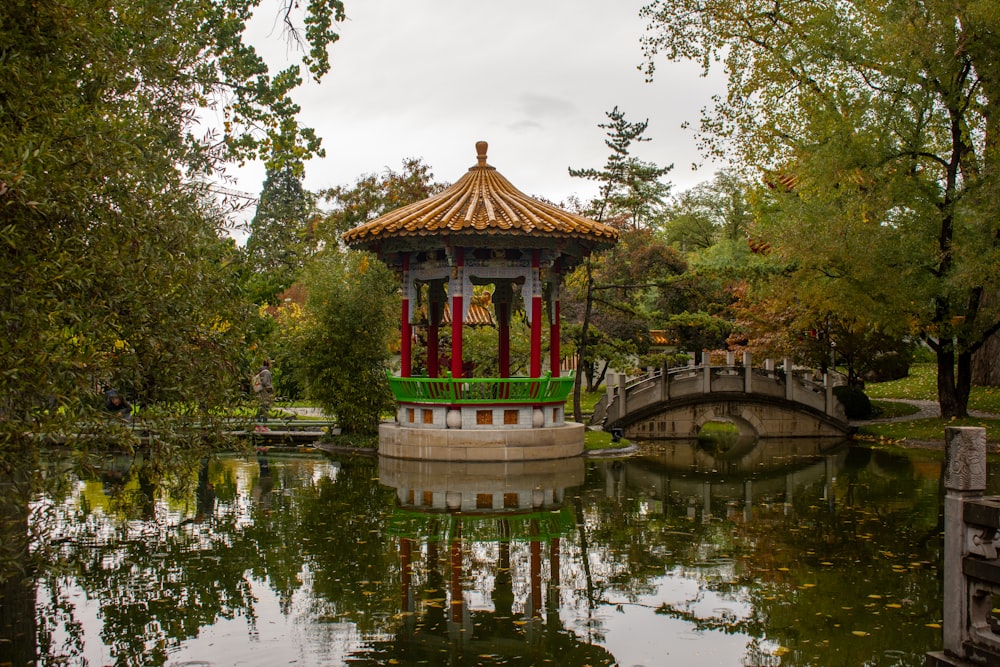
11;439;990;666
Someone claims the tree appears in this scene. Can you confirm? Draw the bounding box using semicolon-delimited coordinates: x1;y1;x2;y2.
641;0;1000;417
568;107;673;230
664;171;752;250
0;0;346;451
567;108;674;419
245;164;318;305
292;251;398;434
319;158;447;244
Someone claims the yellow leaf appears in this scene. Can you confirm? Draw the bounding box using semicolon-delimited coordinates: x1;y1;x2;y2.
926;623;942;629
852;630;870;637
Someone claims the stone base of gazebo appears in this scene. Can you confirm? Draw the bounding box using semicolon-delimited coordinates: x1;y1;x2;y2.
378;421;585;461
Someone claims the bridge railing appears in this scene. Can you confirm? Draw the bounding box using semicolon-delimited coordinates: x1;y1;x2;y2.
598;352;846;430
927;427;999;667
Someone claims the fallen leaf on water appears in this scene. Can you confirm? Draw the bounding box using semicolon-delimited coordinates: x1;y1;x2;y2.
852;630;870;637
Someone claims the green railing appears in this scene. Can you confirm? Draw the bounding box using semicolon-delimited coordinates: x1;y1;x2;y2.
387;506;575;542
387;371;575;405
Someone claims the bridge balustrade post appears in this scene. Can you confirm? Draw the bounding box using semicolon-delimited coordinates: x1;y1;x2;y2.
743;351;752;394
702;352;712;394
726;351;735;368
824;374;835;416
926;427;988;666
604;372;615;421
618;373;628;418
784;358;794;401
660;362;669;401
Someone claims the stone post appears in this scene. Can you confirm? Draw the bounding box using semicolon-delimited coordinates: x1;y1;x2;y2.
618;373;628;418
783;358;794;400
743;351;752;394
702;351;712;394
942;426;987;658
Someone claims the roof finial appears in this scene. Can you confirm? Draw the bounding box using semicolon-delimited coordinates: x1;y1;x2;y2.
475;141;488;166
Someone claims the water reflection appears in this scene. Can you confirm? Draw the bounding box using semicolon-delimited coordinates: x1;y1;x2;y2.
4;440;974;666
354;458;613;665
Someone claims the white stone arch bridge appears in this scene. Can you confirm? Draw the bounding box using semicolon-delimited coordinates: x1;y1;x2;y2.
592;353;854;440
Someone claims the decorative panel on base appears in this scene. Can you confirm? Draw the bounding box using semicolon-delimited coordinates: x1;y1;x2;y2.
378;422;585;461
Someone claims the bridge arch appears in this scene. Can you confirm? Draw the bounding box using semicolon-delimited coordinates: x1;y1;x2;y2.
594;353;854;440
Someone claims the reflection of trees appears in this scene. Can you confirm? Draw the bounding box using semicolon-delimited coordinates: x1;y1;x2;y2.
295;457;400;632
1;453;38;666
28;450;368;666
13;443;960;665
577;446;945;665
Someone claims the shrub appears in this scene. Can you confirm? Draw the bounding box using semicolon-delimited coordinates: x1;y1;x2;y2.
834;385;873;419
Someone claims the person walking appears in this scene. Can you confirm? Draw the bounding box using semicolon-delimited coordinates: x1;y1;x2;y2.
252;361;274;431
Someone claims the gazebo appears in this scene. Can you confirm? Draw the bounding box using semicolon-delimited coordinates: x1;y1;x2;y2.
343;141;618;460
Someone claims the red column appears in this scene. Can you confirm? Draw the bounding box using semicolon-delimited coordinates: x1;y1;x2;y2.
400;253;412;378
451;249;465;378
450;523;464;624
530;251;542;378
549;264;560;377
530;520;542;619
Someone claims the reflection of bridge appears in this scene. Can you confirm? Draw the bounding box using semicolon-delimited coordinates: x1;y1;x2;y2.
593;353;853;439
599;439;850;523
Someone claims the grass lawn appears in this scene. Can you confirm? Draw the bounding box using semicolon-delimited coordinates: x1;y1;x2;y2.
565;386;607;417
859;363;1000;445
864;363;1000;413
869;400;922;418
584;429;631;451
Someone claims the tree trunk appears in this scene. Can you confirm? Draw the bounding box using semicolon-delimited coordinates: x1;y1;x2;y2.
936;347;970;418
972;290;1000;386
572;262;594;422
972;332;1000;386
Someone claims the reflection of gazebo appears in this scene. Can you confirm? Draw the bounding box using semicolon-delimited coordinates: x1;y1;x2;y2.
343;142;618;461
343;458;618;666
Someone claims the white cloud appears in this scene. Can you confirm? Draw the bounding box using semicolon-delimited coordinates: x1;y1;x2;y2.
230;0;728;213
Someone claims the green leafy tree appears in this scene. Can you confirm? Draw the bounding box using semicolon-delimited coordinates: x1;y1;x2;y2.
245;164;318;305
641;0;1000;417
319;158;447;243
664;171;752;250
1;0;346;457
567;109;675;419
293;251;397;434
568;106;673;230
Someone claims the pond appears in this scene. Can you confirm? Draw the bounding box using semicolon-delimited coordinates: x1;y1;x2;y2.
5;438;990;666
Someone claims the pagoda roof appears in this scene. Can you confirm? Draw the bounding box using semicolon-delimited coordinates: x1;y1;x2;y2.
342;141;619;260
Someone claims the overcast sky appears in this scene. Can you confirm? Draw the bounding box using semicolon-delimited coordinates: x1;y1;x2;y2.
223;0;727;216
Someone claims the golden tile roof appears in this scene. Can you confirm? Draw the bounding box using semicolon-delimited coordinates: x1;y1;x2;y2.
342;142;619;255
